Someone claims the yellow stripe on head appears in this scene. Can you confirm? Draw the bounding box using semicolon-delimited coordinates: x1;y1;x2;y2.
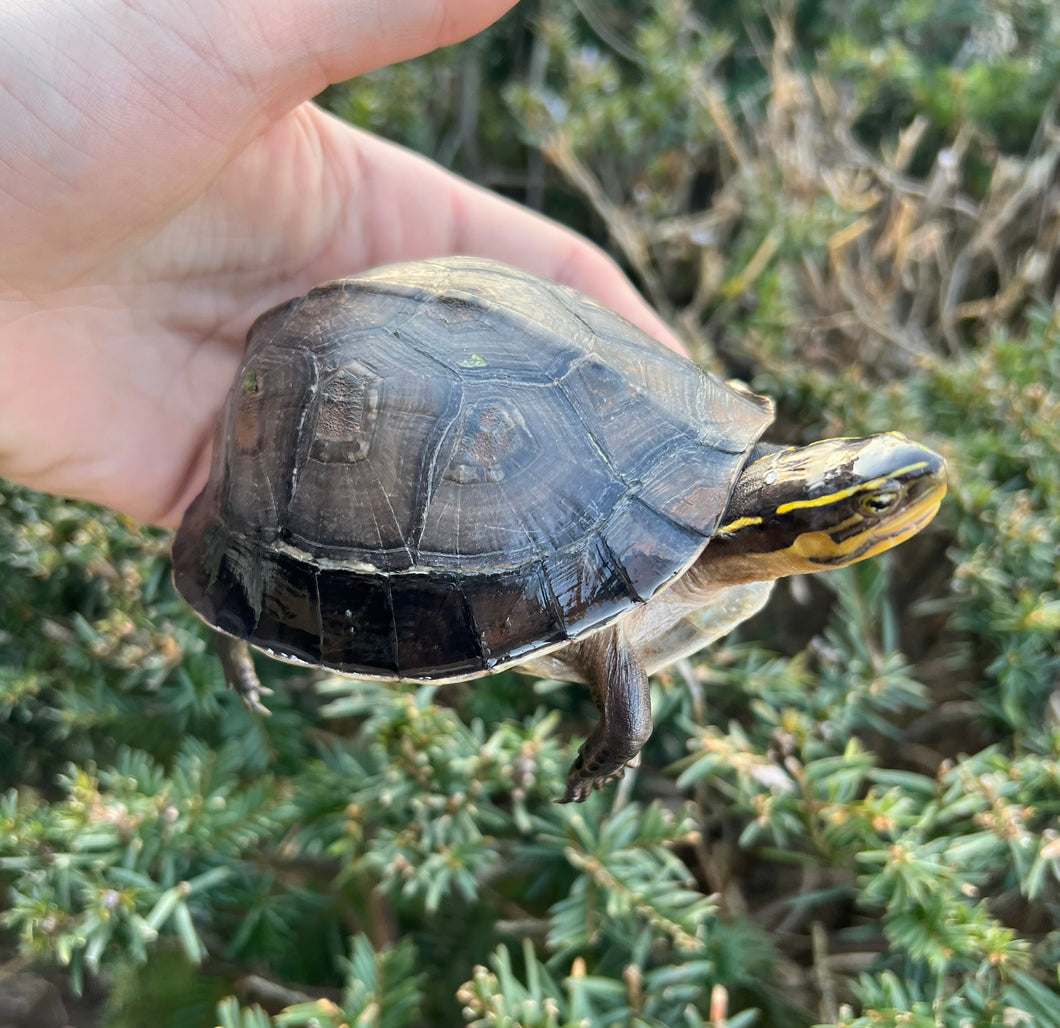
718;515;763;535
775;461;930;515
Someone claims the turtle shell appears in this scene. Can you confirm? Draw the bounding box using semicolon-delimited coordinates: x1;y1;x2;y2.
172;256;774;681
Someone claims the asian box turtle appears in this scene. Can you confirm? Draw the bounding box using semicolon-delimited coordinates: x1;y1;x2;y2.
173;256;946;801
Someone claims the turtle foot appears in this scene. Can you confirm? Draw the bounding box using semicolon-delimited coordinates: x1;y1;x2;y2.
213;631;273;716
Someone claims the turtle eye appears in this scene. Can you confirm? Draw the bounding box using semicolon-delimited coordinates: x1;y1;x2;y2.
856;486;902;517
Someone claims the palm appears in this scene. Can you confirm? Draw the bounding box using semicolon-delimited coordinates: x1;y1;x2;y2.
0;2;678;526
4;100;362;525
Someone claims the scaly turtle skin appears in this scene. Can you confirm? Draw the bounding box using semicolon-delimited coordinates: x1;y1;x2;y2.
172;256;947;802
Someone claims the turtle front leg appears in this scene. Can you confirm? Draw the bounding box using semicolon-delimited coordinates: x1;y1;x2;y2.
213;631;273;715
561;626;653;803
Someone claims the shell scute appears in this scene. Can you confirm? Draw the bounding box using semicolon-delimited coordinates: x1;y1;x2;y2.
599;497;706;599
465;562;568;667
390;572;486;678
316;567;398;674
637;444;747;537
413;377;628;567
252;550;322;667
222;345;316;540
544;532;633;630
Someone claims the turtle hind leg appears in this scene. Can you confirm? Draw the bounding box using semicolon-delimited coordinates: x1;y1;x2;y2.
560;626;652;803
212;631;273;715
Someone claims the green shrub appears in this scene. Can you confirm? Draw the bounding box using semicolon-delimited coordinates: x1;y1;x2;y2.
3;2;1059;1024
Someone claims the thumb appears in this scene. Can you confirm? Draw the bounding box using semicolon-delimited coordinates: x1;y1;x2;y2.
0;0;518;281
248;0;521;106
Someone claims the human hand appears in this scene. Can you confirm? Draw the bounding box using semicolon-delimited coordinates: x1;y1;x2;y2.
0;0;681;527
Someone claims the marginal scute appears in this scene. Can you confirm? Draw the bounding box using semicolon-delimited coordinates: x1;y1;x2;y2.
466;562;567;665
252;550;321;666
390;572;485;677
546;532;632;629
172;256;774;679
317;567;397;674
601;496;705;599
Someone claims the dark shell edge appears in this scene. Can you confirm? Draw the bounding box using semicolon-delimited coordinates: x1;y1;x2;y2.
171;475;731;683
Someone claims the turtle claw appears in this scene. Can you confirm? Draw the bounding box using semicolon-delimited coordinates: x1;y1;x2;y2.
236;680;274;717
559;751;641;804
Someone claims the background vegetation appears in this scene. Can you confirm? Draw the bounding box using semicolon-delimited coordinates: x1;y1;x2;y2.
3;1;1059;1025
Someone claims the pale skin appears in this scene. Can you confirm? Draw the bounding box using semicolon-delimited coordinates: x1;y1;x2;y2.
0;0;682;528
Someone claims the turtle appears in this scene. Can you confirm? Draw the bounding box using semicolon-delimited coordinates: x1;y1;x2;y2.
172;255;947;803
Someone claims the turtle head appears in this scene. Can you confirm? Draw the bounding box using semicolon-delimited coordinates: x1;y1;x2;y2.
711;432;947;581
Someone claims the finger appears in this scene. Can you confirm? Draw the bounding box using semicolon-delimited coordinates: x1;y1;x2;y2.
300;109;687;355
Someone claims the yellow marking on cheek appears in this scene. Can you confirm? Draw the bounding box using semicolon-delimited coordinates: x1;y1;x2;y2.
774;461;929;515
791;531;843;562
718;515;763;535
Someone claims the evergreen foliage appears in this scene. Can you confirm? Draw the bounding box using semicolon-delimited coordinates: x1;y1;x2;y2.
3;1;1059;1024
